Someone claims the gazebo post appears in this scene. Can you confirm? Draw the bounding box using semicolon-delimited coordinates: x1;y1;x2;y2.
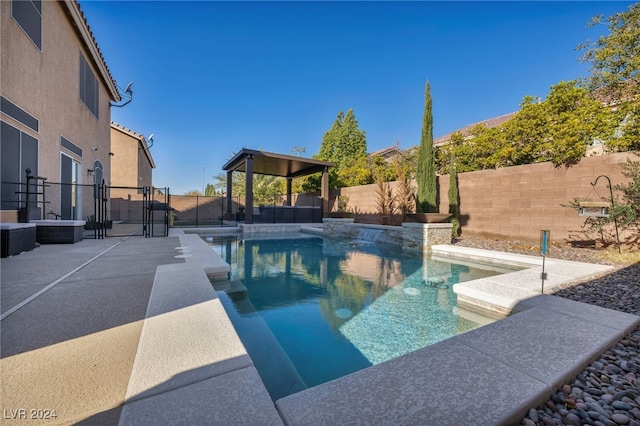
321;166;329;216
245;154;254;224
286;178;292;206
226;171;232;219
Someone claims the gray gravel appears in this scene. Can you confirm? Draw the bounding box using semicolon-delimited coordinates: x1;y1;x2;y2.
451;236;640;426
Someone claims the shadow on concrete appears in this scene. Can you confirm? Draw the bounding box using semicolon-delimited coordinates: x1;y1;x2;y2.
0;237;184;358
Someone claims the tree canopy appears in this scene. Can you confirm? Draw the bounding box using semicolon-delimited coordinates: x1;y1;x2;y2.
437;81;617;172
316;109;367;166
307;109;368;190
579;2;640;152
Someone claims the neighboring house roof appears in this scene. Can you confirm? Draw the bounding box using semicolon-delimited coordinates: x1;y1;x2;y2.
434;111;518;147
368;146;403;159
369;111;520;155
111;122;156;169
60;0;120;101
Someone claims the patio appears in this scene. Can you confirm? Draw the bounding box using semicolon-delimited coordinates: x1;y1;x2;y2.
1;229;638;425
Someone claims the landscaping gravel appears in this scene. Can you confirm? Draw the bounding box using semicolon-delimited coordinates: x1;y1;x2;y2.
452;236;640;426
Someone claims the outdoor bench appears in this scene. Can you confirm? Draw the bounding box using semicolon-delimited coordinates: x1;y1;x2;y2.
31;220;85;244
1;222;37;257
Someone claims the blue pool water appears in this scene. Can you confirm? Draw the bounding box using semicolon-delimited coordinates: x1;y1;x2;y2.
206;234;513;400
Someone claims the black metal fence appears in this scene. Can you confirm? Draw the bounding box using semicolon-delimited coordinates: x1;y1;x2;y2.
169;193;324;227
1;175;170;238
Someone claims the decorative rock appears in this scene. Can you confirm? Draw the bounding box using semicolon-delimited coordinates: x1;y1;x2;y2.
612;413;631;425
464;236;640;426
565;413;583;426
616;391;637;401
546;400;559;412
614;401;633;411
588;402;610;419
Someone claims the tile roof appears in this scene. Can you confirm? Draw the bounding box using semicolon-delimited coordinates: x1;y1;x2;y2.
434;111;517;146
62;1;120;101
111;122;156;169
111;122;143;140
368;146;403;158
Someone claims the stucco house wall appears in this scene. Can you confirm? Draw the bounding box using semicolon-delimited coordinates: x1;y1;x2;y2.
110;122;155;193
1;0;119;221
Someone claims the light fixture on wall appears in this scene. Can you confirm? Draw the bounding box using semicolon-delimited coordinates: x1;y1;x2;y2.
87;168;94;176
110;81;133;108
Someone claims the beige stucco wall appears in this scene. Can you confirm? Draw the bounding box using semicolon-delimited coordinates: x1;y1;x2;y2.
110;128;140;189
1;1;113;220
110;125;155;204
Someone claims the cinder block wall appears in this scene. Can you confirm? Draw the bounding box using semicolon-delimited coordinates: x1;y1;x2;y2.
330;152;638;245
449;152;637;244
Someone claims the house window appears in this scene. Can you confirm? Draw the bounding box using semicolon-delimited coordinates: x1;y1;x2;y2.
1;96;39;132
11;0;42;50
1;121;39;210
60;136;83;157
79;53;99;119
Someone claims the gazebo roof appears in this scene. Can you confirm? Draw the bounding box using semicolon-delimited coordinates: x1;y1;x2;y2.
222;148;333;178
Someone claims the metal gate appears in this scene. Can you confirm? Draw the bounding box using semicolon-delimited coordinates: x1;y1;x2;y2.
4;170;171;238
96;184;171;239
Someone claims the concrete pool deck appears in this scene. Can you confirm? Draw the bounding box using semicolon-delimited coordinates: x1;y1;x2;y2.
1;228;638;425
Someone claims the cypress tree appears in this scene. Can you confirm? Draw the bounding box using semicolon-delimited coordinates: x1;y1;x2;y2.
416;81;437;213
448;161;460;236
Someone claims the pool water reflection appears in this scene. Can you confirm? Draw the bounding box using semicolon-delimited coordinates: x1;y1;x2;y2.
207;235;511;400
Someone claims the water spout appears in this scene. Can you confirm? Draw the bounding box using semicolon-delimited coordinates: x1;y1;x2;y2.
357;228;381;242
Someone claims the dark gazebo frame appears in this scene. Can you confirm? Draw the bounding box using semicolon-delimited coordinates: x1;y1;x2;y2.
221;148;333;224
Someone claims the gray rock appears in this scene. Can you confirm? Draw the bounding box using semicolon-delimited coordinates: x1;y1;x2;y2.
612;413;631;425
565;413;583;426
614;401;633;411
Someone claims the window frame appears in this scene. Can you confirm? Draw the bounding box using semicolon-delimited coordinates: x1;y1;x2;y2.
11;0;42;51
79;52;99;119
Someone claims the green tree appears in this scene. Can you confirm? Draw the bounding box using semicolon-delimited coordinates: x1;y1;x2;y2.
317;109;367;165
448;161;460;237
502;96;549;166
543;81;615;166
371;155;397;182
416;81;437;213
313;109;367;189
204;183;216;196
611;158;640;230
211;172;285;205
579;3;640;151
336;156;373;187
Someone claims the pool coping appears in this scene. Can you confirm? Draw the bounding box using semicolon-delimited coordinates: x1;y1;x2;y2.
432;244;615;318
127;230;638;425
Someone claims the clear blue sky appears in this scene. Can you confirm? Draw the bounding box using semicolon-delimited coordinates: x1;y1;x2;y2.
80;1;634;195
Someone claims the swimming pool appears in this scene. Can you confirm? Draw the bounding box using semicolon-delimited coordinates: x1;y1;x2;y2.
206;234;515;400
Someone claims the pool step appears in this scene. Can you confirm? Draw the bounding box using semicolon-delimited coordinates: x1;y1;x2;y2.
430;245;614;318
213;280;248;300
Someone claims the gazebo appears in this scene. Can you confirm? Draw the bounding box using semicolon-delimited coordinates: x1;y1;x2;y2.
221;148;333;224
